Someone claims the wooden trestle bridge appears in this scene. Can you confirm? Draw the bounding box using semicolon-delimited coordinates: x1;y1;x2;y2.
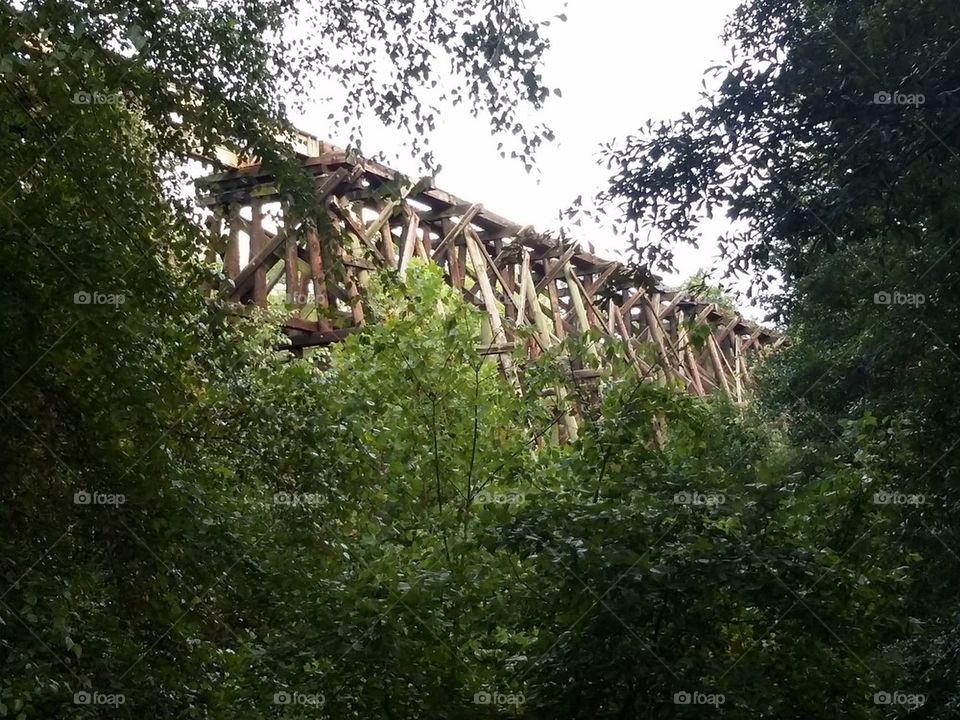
196;130;781;408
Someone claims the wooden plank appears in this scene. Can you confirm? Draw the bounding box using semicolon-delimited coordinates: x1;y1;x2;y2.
658;291;687;320
520;257;578;441
583;262;620;299
733;335;743;403
545;266;567;342
619;288;646;318
476;342;518;356
306;225;331;332
706;333;734;401
563;261;601;363
742;326;766;352
295;264;311;311
641;296;681;385
465;228;519;316
252;199;269;306
534;244;579;294
336;208;368;327
332;204;387;265
285;327;356;348
431;204;482;260
515;252;530;327
380;225;396;268
364;201;398;243
466;232;519;389
679;324;706;396
283;209;299;306
230;223;290;301
225;203;241;279
695;302;717;323
613;306;652;379
398;209;419;275
714;315;744;346
206;209;222;265
566;270;612;334
448;238;464;289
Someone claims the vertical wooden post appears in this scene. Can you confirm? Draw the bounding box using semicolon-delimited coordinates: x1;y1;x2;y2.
284;214;299;305
380;225;397;268
734;335;743;403
398;209;419;276
251;199;267;306
206;208;222;266
545;263;566;342
203;209;222;294
707;334;734;401
225;203;241;280
679;323;706;396
306;225;331;332
641;297;679;386
521;256;578;442
466;233;519;390
563;261;600;363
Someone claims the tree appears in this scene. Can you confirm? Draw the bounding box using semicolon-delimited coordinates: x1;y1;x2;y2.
681;270;737;312
0;1;555;715
597;0;960;715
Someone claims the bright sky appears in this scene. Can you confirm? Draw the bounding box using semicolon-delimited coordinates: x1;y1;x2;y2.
291;0;752;307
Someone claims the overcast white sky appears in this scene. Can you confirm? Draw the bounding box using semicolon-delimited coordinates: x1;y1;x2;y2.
291;0;750;305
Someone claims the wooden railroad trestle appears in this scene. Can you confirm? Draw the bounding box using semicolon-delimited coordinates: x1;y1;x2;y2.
195;131;782;418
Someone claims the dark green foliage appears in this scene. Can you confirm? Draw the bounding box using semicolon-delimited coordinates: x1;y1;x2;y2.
600;0;960;716
2;0;956;717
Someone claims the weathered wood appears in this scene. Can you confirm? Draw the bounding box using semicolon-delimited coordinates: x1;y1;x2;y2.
466;232;519;389
465;228;518;316
225;203;241;279
199;135;782;434
679;323;706;397
534;244;579;294
641;296;680;386
251;199;269;306
706;333;734;401
563;260;600;362
432;204;482;260
520;255;578;441
283;209;299;306
306;225;331;332
398;209;420;275
380;224;397;267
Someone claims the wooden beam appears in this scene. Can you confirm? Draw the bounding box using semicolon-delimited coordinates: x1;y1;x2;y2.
431;204;482;260
398;209;420;275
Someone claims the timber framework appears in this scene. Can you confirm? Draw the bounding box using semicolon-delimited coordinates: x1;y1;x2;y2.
196;130;782;407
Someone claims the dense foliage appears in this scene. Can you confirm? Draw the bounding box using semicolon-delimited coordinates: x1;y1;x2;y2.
601;0;960;716
2;0;957;718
